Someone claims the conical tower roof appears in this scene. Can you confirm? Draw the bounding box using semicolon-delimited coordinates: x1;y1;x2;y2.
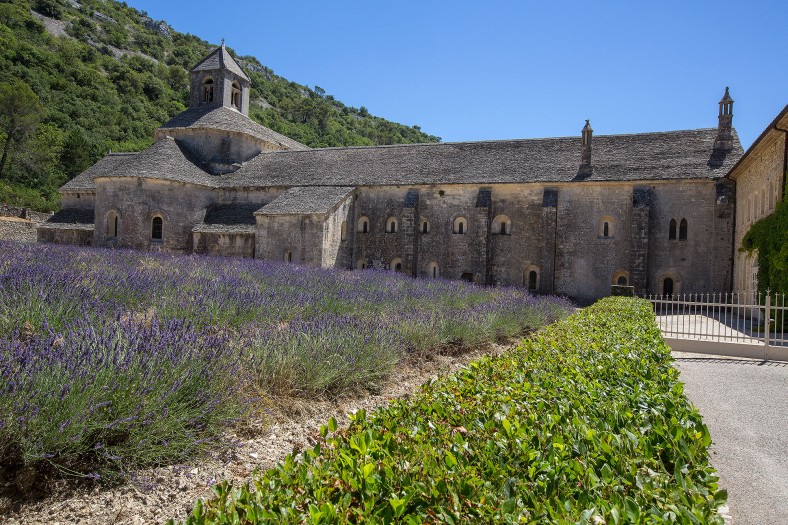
191;42;250;82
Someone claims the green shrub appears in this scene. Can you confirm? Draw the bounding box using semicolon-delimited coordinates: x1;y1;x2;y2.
175;297;725;524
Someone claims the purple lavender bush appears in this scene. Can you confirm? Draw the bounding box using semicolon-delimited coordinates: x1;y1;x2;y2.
0;241;572;480
0;313;243;480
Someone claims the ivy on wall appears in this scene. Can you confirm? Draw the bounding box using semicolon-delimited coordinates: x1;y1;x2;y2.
741;172;788;294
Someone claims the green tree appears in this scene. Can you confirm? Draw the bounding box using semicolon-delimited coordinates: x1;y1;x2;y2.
0;80;45;180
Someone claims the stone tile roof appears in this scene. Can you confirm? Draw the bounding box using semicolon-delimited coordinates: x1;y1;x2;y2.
39;208;95;230
234;128;743;187
192;223;255;234
726;104;788;180
62;128;743;192
45;208;94;224
203;203;260;225
191;44;250;82
256;186;355;215
61;153;137;191
158;106;310;151
86;137;214;186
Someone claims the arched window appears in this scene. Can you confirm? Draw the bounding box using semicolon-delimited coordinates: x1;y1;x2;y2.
151;216;163;240
284;250;292;263
523;266;540;291
428;262;439;278
421;219;429;234
492;215;512;235
663;277;674;297
390;258;402;272
599;216;614;238
357;216;369;233
679;218;687;241
231;81;241;110
386;217;398;233
669;219;677;240
612;270;630;286
202;78;214;103
340;220;347;241
357;259;367;270
106;211;118;238
453;216;467;234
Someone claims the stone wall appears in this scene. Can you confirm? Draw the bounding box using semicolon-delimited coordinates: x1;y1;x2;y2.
37;225;94;246
255;215;324;264
0;218;40;243
56;174;734;303
253;193;353;268
93;177;281;253
351;179;731;303
322;195;353;268
729;127;786;292
0;206;52;243
154;128;269;171
192;230;256;257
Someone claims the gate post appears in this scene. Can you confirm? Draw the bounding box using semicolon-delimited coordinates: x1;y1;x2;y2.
763;293;771;359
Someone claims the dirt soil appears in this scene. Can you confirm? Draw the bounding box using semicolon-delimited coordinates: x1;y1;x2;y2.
3;343;509;524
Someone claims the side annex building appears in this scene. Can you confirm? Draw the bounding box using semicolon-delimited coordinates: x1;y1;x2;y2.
39;45;744;304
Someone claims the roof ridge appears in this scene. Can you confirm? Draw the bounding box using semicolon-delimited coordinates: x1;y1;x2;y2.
252;127;726;156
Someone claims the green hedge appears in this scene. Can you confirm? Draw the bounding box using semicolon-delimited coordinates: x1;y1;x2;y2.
175;298;724;524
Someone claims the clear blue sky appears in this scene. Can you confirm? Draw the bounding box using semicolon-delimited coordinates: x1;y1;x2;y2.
130;0;786;149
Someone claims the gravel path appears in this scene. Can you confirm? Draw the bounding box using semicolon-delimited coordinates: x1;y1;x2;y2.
3;344;507;524
673;352;788;525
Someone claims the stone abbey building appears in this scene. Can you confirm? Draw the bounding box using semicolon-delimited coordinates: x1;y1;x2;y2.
39;45;744;303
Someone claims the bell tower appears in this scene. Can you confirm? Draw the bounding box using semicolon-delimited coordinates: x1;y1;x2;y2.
714;87;734;152
189;42;251;116
579;120;593;175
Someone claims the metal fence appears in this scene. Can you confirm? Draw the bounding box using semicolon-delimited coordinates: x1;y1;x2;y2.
647;291;787;361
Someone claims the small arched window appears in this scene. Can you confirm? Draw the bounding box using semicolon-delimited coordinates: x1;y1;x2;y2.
428;262;439;279
357;259;367;270
612;270;630;286
679;218;687;241
386;217;398;233
231;81;241;110
203;78;214;103
492;215;512;236
340;220;347;241
663;277;674;297
421;219;429;234
453;216;467;234
524;266;540;291
106;211;118;238
599;216;614;238
357;216;369;233
151;216;163;240
669;219;677;240
390;258;402;272
284;250;292;263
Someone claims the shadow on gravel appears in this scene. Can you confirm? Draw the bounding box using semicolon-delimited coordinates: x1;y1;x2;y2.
673;356;788;367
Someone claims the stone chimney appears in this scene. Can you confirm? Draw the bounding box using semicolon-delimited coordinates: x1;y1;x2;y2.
714;87;734;152
580;120;593;175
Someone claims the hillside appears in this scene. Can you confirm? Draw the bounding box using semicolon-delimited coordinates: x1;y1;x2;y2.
0;0;440;211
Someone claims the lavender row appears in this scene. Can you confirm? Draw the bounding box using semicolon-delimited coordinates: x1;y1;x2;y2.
0;241;572;478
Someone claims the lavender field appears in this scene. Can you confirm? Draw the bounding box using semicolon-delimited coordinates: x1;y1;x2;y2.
0;241;572;481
